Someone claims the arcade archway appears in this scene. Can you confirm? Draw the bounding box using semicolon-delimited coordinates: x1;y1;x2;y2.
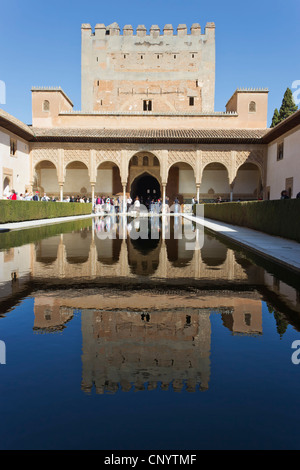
130;173;161;204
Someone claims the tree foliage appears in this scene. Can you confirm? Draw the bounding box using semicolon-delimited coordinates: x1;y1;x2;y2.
270;108;280;128
270;87;298;127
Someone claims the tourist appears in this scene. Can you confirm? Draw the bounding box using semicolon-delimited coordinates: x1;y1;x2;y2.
105;196;111;212
32;191;39;201
24;192;32;201
10;190;17;200
95;195;101;213
41;193;50;201
280;190;289;199
127;195;132;212
114;197;119;214
174;196;180;213
134;196;140;214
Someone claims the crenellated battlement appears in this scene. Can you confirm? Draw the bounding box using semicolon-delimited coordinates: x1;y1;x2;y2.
81;22;215;38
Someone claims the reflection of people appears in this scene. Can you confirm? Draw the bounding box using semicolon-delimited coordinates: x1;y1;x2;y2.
280;190;290;200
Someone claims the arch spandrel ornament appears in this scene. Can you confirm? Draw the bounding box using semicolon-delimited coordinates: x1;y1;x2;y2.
31;147;59;170
64;149;90;167
200;151;232;183
167;150;197;172
96;150;122;170
235;150;265;179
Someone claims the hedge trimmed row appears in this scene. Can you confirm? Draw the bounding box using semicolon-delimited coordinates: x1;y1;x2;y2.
194;199;300;243
0;200;92;224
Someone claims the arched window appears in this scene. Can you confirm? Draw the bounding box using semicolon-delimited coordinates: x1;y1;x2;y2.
143;156;149;166
249;101;256;113
43;100;50;112
131;156;138;166
153;156;159;166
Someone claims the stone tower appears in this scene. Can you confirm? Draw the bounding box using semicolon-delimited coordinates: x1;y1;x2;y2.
81;22;215;113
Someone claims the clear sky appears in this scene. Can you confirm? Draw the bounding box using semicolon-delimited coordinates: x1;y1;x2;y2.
0;0;299;126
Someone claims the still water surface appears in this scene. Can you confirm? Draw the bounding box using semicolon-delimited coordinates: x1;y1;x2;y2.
0;216;299;450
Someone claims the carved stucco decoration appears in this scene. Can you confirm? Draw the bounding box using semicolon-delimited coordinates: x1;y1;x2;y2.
64;149;90;167
235;150;265;178
96;150;122;169
201;151;232;182
167;150;197;172
31;147;59;169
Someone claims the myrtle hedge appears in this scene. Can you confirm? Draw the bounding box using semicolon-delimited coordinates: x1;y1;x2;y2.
0;218;93;251
194;199;300;243
0;200;92;224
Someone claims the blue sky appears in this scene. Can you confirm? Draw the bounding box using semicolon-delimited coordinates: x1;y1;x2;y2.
0;0;299;126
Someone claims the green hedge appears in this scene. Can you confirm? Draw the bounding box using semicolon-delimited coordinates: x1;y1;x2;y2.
0;200;92;224
193;199;300;243
0;218;93;251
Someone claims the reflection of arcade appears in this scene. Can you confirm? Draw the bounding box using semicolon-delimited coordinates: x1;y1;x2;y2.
32;217;253;283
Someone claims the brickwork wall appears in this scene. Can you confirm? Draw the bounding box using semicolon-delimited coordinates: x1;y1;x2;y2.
81;22;215;113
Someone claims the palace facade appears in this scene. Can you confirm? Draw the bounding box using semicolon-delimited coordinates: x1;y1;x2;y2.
1;22;300;203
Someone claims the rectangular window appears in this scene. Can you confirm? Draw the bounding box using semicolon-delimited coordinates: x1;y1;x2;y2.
244;313;251;326
143;100;152;111
277;141;284;160
10;138;17;156
189;97;194;106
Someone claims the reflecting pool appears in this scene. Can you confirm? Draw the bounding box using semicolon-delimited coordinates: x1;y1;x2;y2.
0;215;300;450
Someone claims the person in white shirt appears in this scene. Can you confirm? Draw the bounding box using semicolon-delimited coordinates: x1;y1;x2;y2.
134;196;141;214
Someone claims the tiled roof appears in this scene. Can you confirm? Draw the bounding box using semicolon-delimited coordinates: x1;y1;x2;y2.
0;109;34;140
31;127;268;143
261;109;300;144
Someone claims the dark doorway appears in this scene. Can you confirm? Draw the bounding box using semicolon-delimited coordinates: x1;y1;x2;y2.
131;173;161;204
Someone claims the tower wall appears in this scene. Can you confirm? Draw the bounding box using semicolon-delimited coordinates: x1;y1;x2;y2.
81;22;215;113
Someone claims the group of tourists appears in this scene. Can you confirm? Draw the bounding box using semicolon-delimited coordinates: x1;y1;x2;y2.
281;190;300;199
3;190;93;203
94;196;122;214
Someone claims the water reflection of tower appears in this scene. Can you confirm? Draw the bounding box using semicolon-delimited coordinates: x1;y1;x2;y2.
81;309;211;394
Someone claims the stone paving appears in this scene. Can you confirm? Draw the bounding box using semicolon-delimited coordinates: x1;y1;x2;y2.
183;214;300;273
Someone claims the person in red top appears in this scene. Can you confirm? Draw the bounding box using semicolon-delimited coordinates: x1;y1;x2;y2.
10;190;17;200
